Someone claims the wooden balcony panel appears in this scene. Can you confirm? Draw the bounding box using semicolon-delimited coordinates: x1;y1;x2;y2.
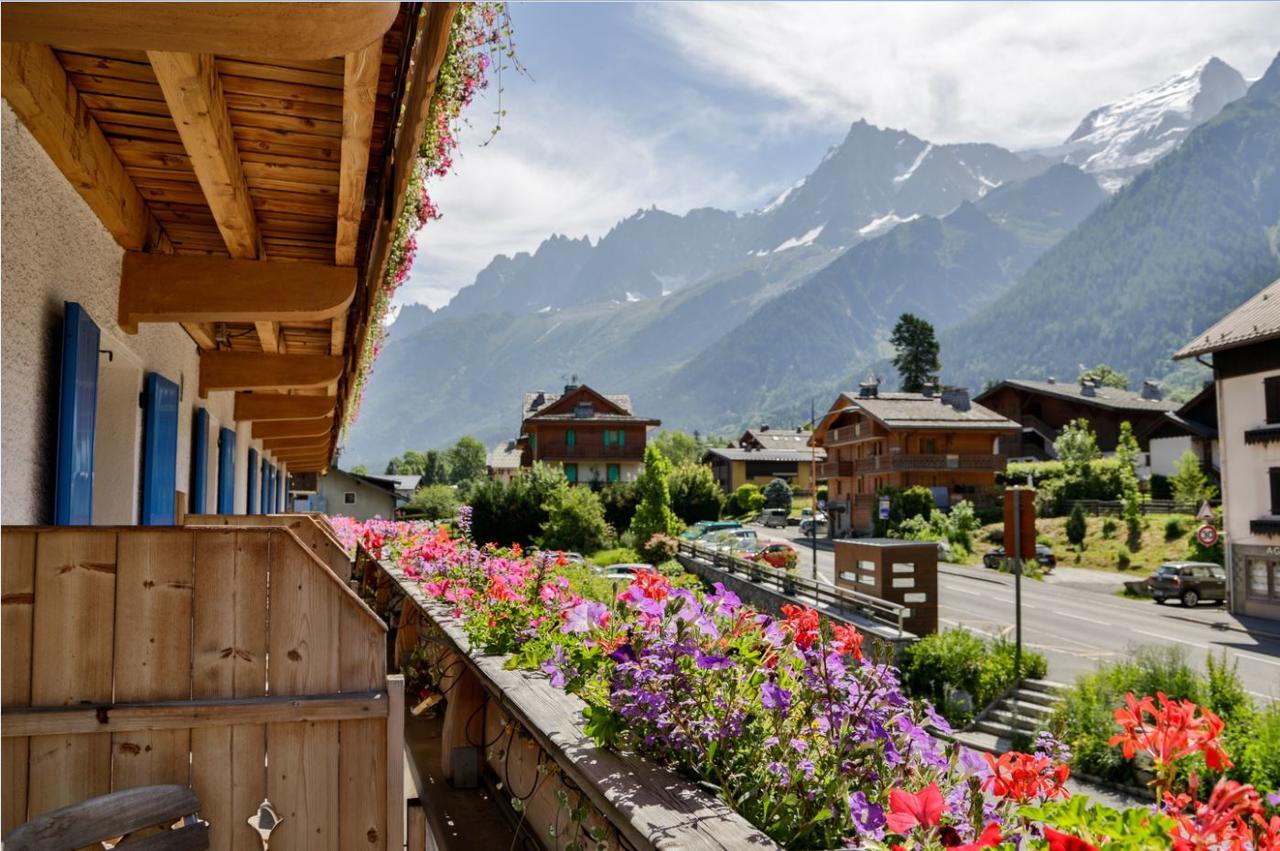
535;444;644;461
818;460;853;479
852;454;1007;474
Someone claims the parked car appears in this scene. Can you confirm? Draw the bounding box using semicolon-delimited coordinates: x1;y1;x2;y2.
760;508;789;528
982;545;1056;571
680;520;742;541
705;528;759;552
1146;561;1226;607
749;540;799;570
798;509;828;535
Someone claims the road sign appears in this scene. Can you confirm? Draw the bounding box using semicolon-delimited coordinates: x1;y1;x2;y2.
1196;524;1219;547
879;496;891;521
1197;501;1214;522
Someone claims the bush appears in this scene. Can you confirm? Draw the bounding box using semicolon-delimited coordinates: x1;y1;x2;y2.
1150;474;1172;500
1188;533;1224;565
405;483;459;521
1115;548;1131;570
901;629;1047;727
599;481;639;534
762;477;793;510
643;533;680;563
729;484;765;517
1101;518;1118;539
1170;450;1218;505
1164;517;1185;540
591;547;642;567
875;485;935;535
539;485;612;554
629;446;681;559
1066;504;1087;546
468;462;566;548
667;463;725;524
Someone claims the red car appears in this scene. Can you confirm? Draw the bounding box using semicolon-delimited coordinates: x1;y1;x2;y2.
750;541;798;570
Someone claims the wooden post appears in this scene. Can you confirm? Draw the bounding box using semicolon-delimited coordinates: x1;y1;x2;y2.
386;674;404;851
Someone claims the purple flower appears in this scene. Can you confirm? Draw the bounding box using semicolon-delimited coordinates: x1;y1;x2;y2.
562;600;608;634
540;646;569;688
958;746;992;780
608;643;636;664
848;791;885;838
761;681;791;713
922;701;952;734
1269;791;1280;808
695;652;733;670
707;582;741;616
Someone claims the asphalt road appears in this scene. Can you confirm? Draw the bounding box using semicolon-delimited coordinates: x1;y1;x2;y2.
765;527;1280;697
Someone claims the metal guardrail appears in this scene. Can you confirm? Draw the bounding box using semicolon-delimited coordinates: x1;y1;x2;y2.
676;541;908;637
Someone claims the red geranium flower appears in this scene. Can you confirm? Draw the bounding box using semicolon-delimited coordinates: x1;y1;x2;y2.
1109;692;1232;773
886;782;944;834
831;622;864;660
1044;827;1100;851
983;750;1071;802
632;569;671;602
1167;778;1263;850
779;604;821;650
947;822;1003;850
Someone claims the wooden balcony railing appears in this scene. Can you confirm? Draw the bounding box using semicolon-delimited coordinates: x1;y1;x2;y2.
825;424;865;445
852;454;1006;474
818;459;854;478
536;443;644;461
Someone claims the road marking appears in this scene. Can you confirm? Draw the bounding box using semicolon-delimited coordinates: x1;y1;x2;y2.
1132;628;1210;650
1055;611;1112;626
1232;651;1280;669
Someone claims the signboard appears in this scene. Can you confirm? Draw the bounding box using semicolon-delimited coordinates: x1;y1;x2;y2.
1002;487;1037;561
1197;501;1214;523
1196;524;1219;548
879;496;891;521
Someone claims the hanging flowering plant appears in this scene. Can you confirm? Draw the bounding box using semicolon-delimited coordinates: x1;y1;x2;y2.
342;3;519;436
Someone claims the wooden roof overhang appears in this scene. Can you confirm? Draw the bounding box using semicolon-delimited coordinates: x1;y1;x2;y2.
1;2;459;471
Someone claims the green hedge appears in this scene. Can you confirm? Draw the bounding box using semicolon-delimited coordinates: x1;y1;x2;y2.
900;628;1047;727
999;459;1129;516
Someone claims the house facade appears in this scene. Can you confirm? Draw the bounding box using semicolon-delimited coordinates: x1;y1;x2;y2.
704;426;824;494
1142;383;1220;482
488;439;523;483
975;378;1178;461
1174;279;1280;621
517;384;659;485
812;385;1020;536
292;468;398;521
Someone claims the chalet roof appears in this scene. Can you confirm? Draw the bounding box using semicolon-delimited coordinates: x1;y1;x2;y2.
841;392;1021;431
740;428;815;450
368;474;422;493
488;440;523;470
334;468;398;496
520;384;660;427
1174;279;1280;359
977;379;1178;413
523;389;634;417
705;447;826;463
1143;383;1219;441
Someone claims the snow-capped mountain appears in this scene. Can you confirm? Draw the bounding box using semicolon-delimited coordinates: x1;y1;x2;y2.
1051;57;1247;191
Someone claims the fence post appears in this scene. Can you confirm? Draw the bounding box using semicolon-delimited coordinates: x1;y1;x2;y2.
386;674;405;851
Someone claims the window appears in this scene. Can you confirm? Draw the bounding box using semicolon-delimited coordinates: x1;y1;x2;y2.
1266;376;1280;424
564;463;578;483
1245;557;1280;602
566;429;576;447
1270;467;1280;515
343;491;356;505
575;402;593;418
922;438;936;454
607;463;619;482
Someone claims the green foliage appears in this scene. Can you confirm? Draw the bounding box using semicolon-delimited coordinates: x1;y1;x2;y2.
874;485;936;535
1079;363;1130;390
1170;450;1219;505
446;435;488;485
1066;504;1088;546
729;483;765;517
385;450;427;475
1149;473;1172;500
1005;457;1130;517
1235;701;1280;792
421;449;450;485
1054;418;1101;471
1164;517;1185;540
666;463;725;525
1101;518;1118;539
1116;421;1143;548
643;533;680;563
1187;533;1225;566
650;430;707;467
901;629;1047;726
351;464;369;475
406;483;458;521
761;477;793;511
590;547;642;567
1019;798;1175;849
598;481;639;535
889;312;941;393
539;485;612;554
468;462;566;548
1115;548;1131;570
629;445;681;560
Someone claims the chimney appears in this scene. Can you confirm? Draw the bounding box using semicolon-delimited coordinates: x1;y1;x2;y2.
760;424;770;432
922;380;936;398
859;377;880;398
1141;379;1163;401
1081;377;1097;397
940;387;970;411
1047;376;1056;385
532;391;545;409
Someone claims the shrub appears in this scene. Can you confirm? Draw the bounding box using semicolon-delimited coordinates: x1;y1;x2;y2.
875;485;936;534
1164;517;1185;540
761;477;793;511
1170;450;1218;505
590;547;642;567
1187;533;1224;566
1236;702;1280;791
729;483;764;517
405;483;459;521
468;462;566;548
1115;548;1131;570
599;481;639;534
629;446;681;559
1149;473;1172;500
643;533;680;563
539;485;612;554
666;463;725;525
1101;518;1118;539
901;628;1047;727
1066;504;1087;546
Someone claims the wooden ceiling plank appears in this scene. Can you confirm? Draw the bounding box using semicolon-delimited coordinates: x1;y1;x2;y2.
148;51;261;259
262;436;330;451
252;416;335;440
119;253;355;331
336;38;381;266
5;3;400;61
198;352;342;397
234;393;336;422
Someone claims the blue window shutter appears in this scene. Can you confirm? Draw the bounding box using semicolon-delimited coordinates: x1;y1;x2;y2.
217;428;236;514
247;449;258;514
190;408;209;514
277;467;285;511
259;456;270;515
140;372;180;525
54;302;101;524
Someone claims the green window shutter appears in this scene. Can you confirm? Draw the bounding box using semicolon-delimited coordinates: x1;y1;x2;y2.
607;464;619;483
567;429;575;447
618;430;625;446
565;463;577;483
603;430;612;447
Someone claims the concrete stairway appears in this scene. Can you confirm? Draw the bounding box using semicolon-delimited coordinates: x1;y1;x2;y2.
954;678;1066;754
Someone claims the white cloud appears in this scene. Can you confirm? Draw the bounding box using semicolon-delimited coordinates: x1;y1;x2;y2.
397;90;760;309
640;2;1280;148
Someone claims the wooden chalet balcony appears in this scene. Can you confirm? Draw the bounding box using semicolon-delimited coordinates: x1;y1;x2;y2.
818;459;854;478
825;425;865;445
852;453;1007;474
537;443;645;461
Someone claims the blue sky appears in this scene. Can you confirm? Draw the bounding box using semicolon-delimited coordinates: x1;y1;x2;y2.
400;2;1280;310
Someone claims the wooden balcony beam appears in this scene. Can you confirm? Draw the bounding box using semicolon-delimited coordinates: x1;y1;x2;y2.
119;254;356;332
262;436;330;452
234;393;337;422
252;416;334;440
199;352;341;397
2;3;399;61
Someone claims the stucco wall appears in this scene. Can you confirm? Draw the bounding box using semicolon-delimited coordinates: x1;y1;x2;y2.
1;102;282;523
1219;369;1280;544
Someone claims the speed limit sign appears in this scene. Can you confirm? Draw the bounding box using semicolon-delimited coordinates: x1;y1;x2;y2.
1196;524;1219;547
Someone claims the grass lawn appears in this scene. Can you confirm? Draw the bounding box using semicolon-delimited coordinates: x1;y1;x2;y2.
975;512;1200;575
